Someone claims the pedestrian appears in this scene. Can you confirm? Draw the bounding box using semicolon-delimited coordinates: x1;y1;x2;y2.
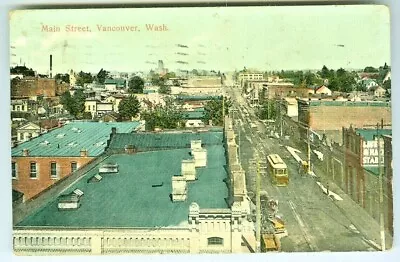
326;183;329;195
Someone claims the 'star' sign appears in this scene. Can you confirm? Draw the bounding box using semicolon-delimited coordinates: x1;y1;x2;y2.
363;140;385;167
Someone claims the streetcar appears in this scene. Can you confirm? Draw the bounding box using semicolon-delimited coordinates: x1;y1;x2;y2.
266;154;289;186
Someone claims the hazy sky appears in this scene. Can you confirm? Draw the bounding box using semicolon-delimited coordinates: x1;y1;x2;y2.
9;5;390;74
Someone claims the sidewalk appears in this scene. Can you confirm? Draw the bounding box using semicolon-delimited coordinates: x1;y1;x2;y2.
285;144;393;250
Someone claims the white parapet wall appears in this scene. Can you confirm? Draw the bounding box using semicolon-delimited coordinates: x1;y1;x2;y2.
191;140;202;150
172;176;187;201
182;159;196;181
192;148;207;167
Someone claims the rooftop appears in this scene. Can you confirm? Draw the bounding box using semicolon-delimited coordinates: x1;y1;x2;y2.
17;143;228;228
356;128;392;141
12;122;141;157
298;98;391;107
108;130;223;150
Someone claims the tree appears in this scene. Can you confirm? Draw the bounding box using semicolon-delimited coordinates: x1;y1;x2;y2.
319;65;330;79
140;97;183;130
158;84;171;94
203;97;232;126
363;66;379;73
96;68;110;84
383;79;391;90
75;71;93;86
118;95;141;120
128;76;145;93
256;100;276;120
55;73;70;83
10;66;35;77
60;90;86;118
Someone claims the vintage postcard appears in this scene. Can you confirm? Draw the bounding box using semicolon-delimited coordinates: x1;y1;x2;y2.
9;4;392;255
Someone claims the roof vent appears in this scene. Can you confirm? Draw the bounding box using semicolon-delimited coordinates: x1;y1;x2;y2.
87;174;103;183
67;142;78;147
99;163;119;174
40;140;50;146
56;133;65;138
73;189;84;197
57;189;84;211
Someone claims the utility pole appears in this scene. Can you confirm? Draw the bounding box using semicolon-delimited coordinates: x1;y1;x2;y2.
256;154;261;253
280;98;283;138
307;125;312;175
377;120;386;251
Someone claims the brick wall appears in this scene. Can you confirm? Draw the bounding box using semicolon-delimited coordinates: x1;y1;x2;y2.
11;78;65;98
12;156;94;201
308;106;391;131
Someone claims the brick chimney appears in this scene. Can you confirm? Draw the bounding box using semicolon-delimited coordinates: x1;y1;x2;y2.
22;149;29;156
111;127;117;136
80;149;88;157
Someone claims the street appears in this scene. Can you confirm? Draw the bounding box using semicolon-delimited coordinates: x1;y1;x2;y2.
226;82;379;252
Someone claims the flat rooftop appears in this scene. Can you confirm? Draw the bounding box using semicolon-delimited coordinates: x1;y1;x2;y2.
298;98;391;107
17;144;228;228
11;122;141;157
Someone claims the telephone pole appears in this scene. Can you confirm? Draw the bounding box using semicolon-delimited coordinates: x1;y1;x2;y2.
256;154;261;253
377;120;386;251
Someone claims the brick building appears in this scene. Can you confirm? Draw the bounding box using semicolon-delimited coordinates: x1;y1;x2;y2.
297;98;391;145
11;77;69;98
342;127;392;234
11;122;141;201
263;83;312;100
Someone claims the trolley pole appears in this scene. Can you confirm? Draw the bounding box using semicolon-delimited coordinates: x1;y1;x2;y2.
307;125;311;175
256;155;261;253
377;122;386;251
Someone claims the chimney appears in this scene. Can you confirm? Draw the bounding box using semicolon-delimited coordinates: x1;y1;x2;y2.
192;148;207;167
181;159;196;181
125;145;136;154
111;127;117;136
190;140;202;150
171;175;187;202
22;149;29;156
49;54;53;78
80;149;88;157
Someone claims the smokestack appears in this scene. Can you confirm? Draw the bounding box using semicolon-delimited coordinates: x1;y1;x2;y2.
50;54;53;78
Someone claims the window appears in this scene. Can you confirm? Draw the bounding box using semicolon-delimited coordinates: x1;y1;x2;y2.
50;162;57;178
30;162;37;178
207;237;223;246
12;162;17;179
71;162;77;173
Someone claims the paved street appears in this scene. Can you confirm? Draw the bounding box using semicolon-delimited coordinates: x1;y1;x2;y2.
225;81;382;252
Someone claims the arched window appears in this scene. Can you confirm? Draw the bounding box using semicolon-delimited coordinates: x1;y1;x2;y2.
207;237;223;246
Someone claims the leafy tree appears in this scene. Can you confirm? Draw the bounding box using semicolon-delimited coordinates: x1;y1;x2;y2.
140;97;183;130
318;65;330;79
76;71;93;86
118;95;141;120
363;66;379;73
164;72;176;79
96;68;110;84
173;79;180;86
128;76;145;93
60;90;86;118
10;66;35;77
257;100;276;120
55;73;70;83
383;79;391;90
203;97;232;126
158;84;171;94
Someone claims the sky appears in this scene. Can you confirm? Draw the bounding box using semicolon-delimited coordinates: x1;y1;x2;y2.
9;5;391;74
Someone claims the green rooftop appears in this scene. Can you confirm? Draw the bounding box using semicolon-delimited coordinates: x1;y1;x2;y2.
109;131;223;150
17;144;229;228
356;128;392;141
176;95;222;101
11;122;141;157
